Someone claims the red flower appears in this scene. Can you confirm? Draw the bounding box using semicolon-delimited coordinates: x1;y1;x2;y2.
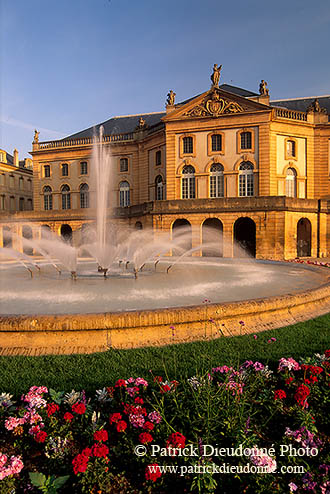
166;432;186;449
294;384;310;407
93;429;108;442
72;453;89;475
116;420;127;433
109;412;122;424
64;412;74;422
72;403;86;415
274;389;286;400
81;447;92;457
115;379;127;388
324;349;330;358
160;385;171;394
145;463;162;482
35;430;47;443
47;403;59;417
285;377;294;385
135;397;144;404
153;376;163;383
143;421;154;431
139;432;153;444
92;443;109;458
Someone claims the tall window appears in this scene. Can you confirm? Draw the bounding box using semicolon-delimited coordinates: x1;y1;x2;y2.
155;150;161;166
155;175;164;200
0;195;5;209
27;199;33;210
19;177;24;189
61;163;69;176
120;158;128;172
9;175;15;188
182;165;196;199
44;165;50;177
285;168;297;197
61;184;71;209
240;131;252;150
211;134;222;152
0;174;5;185
210;163;224;198
239;162;254;197
80;183;89;208
286;140;296;158
43;186;53;210
80;162;88;175
183;136;193;154
19;197;24;211
10;196;15;210
27;179;32;190
119;181;130;207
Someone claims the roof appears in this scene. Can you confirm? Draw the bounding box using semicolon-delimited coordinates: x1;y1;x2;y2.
177;84;259;106
271;95;330;114
65;112;166;139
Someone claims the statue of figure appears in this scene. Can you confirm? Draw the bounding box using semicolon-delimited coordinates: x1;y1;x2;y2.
166;90;176;106
307;98;327;113
211;64;222;87
259;80;269;96
33;129;40;143
138;117;146;128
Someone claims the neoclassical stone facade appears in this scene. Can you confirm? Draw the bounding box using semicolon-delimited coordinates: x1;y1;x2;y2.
1;69;330;260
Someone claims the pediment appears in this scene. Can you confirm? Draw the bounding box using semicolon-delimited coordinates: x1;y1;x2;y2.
162;87;270;122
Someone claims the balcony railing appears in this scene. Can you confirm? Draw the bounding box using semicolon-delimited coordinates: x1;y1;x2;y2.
273;108;307;121
38;133;134;150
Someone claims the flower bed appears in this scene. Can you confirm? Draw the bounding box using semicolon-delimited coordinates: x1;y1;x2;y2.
0;350;329;493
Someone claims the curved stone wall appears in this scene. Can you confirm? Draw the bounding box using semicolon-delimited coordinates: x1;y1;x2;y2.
0;276;329;356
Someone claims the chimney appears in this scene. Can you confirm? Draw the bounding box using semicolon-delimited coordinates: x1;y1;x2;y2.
13;149;19;167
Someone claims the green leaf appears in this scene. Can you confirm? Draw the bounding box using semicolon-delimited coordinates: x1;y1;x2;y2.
53;476;70;489
29;472;47;487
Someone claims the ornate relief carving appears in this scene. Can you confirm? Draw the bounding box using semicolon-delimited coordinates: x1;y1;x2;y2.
183;89;244;118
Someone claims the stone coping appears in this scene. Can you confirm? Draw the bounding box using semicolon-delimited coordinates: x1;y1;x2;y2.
0;270;329;356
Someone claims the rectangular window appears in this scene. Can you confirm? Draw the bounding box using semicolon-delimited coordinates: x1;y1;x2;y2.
0;195;5;209
27;199;33;210
240;132;252;150
19;177;24;189
183;137;193;154
210;175;224;198
61;163;68;176
19;198;25;211
0;174;5;186
120;158;128;173
211;134;222;152
80;162;88;175
44;165;50;177
62;194;70;209
155;150;161;166
9;176;15;188
239;174;254;197
10;196;15;210
286;140;296;157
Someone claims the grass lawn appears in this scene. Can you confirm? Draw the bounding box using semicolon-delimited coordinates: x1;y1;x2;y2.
0;313;329;395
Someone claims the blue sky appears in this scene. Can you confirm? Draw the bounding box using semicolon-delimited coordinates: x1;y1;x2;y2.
1;0;330;159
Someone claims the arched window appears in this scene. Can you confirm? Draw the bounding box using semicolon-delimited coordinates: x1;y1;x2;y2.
239;162;254;197
183;136;193;154
210;163;224;198
181;165;195;199
119;181;130;207
43;185;53;210
155;175;164;200
211;134;222;152
80;183;89;208
285;168;297;197
240;131;252;150
61;184;71;209
61;163;69;176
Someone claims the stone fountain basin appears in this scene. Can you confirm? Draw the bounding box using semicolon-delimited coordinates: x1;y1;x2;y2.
0;259;329;356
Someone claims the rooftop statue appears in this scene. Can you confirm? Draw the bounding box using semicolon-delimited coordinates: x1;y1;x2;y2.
166;90;176;106
33;129;40;143
307;98;327;113
259;80;269;96
211;64;222;87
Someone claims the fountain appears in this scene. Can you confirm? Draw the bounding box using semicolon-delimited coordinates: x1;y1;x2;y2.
0;131;330;355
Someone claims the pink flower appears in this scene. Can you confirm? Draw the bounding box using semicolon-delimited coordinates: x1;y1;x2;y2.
253;334;257;339
148;411;162;424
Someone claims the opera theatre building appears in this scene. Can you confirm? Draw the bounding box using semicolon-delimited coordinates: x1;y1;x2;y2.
1;66;330;260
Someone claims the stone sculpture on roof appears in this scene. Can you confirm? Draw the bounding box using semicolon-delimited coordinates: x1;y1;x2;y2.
33;129;40;143
259;80;269;96
307;98;327;114
166;90;176;106
211;64;222;88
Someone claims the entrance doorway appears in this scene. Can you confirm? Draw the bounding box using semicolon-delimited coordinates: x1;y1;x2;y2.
233;217;256;257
